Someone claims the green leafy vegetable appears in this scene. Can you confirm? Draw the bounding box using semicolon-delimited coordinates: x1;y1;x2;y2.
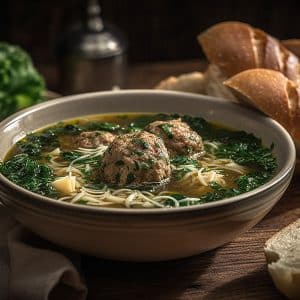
165;114;277;206
132;138;149;149
171;155;198;166
0;154;56;196
215;140;276;171
17;128;59;157
61;151;101;166
0;42;45;120
171;155;199;180
125;114;171;132
61;151;82;161
159;123;174;139
59;124;83;135
85;122;120;132
181;114;277;171
140;162;151;170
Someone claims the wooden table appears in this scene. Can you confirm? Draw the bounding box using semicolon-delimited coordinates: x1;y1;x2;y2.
55;60;299;299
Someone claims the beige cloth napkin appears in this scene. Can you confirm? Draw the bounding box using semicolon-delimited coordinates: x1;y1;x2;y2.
0;206;87;300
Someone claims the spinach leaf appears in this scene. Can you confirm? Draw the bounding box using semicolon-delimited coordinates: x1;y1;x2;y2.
61;151;82;161
215;141;276;171
17;128;59;157
0;154;57;197
125;114;172;132
171;155;198;166
61;151;101;166
85;122;120;132
159;123;173;139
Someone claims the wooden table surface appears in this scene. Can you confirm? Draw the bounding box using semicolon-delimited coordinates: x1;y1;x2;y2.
67;60;299;300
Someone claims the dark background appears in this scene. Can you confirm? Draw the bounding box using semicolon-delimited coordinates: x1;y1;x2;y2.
1;0;300;89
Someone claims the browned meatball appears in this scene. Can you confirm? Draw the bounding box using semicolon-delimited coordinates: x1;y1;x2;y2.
146;119;203;156
100;131;171;186
74;131;115;148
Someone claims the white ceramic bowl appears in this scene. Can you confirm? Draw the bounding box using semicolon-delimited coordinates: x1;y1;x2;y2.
0;90;296;261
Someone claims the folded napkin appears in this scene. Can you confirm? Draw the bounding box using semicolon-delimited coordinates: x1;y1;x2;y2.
0;206;87;300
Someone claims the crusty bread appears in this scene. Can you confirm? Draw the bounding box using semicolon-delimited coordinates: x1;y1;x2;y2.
282;39;300;58
264;219;300;300
156;22;300;100
198;21;300;83
155;22;300;144
224;68;300;143
203;64;237;101
155;72;206;94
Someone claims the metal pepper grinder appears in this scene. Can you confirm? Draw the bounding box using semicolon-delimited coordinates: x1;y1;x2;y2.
58;0;128;94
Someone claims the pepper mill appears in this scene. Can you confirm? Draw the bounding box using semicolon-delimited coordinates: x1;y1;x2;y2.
57;0;128;94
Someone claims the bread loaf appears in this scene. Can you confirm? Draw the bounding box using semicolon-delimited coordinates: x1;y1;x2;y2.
224;68;300;143
282;39;300;58
198;21;300;82
155;72;206;94
264;219;300;300
202;64;237;101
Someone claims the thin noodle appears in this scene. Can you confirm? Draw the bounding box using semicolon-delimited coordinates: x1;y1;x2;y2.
49;141;248;208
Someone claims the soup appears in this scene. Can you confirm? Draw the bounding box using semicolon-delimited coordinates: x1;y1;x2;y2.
0;113;277;208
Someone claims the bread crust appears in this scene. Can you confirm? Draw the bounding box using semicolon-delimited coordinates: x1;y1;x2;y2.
198;22;257;77
264;219;300;300
155;72;206;94
198;22;300;82
282;39;300;58
224;69;299;140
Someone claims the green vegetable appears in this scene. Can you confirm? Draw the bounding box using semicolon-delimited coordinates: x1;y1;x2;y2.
17;124;83;157
165;114;277;206
132;138;149;149
17;129;59;157
159;123;174;139
140;162;151;170
180;114;212;138
61;151;82;161
171;155;199;180
0;42;45;120
0;154;56;196
125;114;171;132
181;114;277;171
166;170;274;207
215;140;276;171
85;122;120;132
171;155;198;166
61;151;101;166
59;124;83;135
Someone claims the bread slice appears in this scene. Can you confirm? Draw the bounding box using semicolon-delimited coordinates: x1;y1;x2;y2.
198;21;300;83
155;72;206;94
224;68;300;143
264;219;300;300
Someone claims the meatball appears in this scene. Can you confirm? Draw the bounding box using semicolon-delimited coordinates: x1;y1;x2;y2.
146;119;203;156
100;131;171;186
75;131;115;148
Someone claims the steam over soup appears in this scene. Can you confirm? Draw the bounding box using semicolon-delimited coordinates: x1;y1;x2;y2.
0;113;277;208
